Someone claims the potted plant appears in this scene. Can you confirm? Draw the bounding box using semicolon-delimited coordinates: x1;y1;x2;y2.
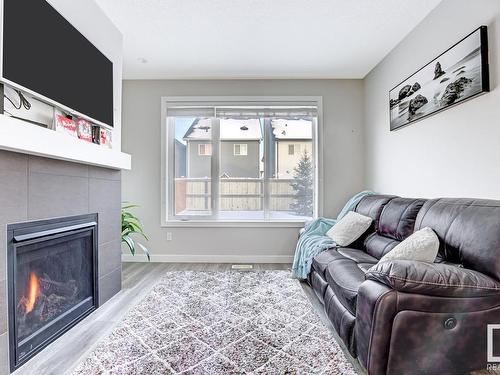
121;203;150;261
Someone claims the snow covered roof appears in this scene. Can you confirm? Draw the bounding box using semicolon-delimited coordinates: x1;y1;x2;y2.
183;118;262;141
271;119;312;140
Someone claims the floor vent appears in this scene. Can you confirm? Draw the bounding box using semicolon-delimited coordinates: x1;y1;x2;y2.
231;264;254;270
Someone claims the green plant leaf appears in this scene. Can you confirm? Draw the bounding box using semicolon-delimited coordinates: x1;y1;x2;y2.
122;220;148;240
123;226;147;240
137;242;151;261
121;201;150;261
122;235;135;255
123;218;143;230
122;221;138;231
122;204;139;209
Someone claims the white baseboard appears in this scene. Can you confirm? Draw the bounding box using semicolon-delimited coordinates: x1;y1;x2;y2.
121;253;293;264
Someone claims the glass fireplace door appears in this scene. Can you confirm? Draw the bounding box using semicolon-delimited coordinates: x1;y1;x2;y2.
7;214;98;371
15;230;94;343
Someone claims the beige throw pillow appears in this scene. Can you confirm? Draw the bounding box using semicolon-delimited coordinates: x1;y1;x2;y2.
326;211;372;247
379;227;439;263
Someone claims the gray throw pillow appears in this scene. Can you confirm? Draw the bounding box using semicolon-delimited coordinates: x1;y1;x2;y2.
378;227;439;264
326;211;372;247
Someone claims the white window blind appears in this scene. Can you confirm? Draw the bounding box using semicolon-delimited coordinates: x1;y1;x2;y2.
165;101;317;120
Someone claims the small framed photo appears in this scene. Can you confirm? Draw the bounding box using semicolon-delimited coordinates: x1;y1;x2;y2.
54;113;77;138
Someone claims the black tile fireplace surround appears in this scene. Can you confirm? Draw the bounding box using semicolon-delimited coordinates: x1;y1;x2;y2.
7;214;98;372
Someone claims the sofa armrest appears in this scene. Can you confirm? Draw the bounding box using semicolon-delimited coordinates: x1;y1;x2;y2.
365;260;500;298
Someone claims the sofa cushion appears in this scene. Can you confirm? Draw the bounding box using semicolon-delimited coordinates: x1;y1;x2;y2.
311;249;344;277
354;195;397;232
312;247;378;278
325;258;366;314
378;198;426;241
364;233;400;259
357;263;376;273
415;198;500;280
346;195;397;250
337;247;379;264
362;197;426;260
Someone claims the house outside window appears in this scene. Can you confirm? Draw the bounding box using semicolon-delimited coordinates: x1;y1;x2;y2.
162;97;322;224
234;144;248;156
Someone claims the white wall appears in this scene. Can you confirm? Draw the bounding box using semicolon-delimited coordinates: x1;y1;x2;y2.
121;80;364;262
364;0;500;199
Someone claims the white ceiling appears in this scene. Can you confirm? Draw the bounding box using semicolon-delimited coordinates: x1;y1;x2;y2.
95;0;442;80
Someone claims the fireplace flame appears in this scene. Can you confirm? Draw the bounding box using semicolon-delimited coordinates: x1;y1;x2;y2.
25;272;41;313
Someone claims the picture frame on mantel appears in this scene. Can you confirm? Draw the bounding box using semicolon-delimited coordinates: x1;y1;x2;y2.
389;26;490;131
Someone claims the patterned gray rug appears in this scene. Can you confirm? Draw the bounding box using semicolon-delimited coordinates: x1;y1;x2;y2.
73;270;357;374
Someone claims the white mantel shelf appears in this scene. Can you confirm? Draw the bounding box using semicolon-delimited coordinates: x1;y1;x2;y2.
0;114;131;170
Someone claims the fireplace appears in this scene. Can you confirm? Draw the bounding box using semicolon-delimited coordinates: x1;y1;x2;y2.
7;214;98;372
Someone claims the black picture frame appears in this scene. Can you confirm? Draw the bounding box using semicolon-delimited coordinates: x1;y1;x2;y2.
389;26;489;131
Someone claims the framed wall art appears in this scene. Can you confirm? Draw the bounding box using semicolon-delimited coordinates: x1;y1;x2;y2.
389;26;489;131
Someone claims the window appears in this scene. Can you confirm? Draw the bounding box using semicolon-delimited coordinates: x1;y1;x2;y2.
162;97;321;224
289;144;302;156
234;144;248;156
198;143;212;156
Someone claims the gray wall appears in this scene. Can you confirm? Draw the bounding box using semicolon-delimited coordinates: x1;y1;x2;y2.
220;140;260;178
0;151;122;374
121;79;365;262
187;140;211;178
174;140;186;177
187;140;259;178
364;0;500;199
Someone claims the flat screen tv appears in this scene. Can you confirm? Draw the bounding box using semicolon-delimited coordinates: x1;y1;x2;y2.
1;0;114;127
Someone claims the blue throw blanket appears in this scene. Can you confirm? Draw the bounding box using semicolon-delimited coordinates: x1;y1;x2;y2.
291;191;375;279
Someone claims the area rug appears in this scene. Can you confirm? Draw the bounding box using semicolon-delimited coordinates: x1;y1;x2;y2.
72;270;357;374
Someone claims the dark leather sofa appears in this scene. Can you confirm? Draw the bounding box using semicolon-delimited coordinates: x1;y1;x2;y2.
308;195;500;375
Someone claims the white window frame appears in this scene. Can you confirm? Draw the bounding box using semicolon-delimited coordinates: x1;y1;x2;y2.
161;96;324;227
198;143;212;156
233;143;248;156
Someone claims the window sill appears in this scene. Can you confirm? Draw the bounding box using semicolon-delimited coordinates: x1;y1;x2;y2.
162;220;309;228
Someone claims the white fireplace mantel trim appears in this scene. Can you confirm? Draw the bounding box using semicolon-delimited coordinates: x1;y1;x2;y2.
0;115;131;170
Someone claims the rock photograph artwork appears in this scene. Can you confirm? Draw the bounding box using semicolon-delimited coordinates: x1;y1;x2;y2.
389;26;489;131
